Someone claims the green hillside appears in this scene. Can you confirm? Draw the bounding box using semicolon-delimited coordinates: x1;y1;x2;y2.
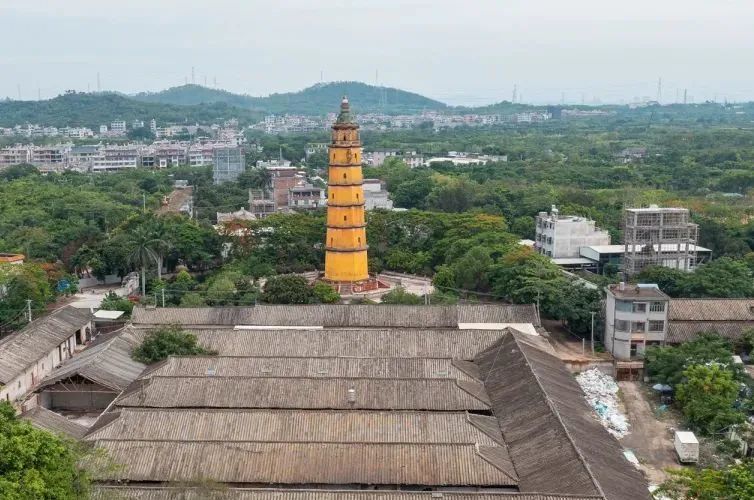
0;92;264;129
133;81;447;115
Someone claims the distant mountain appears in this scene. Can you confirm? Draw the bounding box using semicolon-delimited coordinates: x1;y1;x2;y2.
133;81;447;115
0;92;264;129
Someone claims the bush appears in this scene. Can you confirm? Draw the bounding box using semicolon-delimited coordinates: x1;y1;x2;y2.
131;325;215;364
380;286;423;305
676;364;745;435
312;282;340;304
99;291;134;317
261;274;312;304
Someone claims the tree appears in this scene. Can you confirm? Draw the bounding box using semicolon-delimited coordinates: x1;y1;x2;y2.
261;274;313;304
126;226;158;297
131;325;215;364
312;282;340;304
0;401;91;499
238;167;272;190
645;334;738;386
99;291;134;317
676;364;744;435
0;263;55;329
655;460;754;500
452;246;493;291
180;292;206;307
380;286;423;305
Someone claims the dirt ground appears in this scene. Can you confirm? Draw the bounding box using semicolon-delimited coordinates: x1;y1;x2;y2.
541;318;610;362
618;381;681;485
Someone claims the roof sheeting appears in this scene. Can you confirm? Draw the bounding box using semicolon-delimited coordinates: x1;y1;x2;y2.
37;333;145;392
476;331;649;500
131;304;540;328
91;488;602;500
21;406;87;439
667;321;754;343
90;441;517;486
0;306;91;384
86;409;499;445
669;299;754;321
130;328;513;360
146;356;473;380
114;376;489;411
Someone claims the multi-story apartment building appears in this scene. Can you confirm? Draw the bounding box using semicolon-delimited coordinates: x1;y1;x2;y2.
0;146;31;167
535;206;610;258
188;144;216;167
92;145;141;171
288;184;326;209
69;145;100;170
154;142;187;168
212;146;245;184
604;282;670;363
110;120;127;135
29;145;70;172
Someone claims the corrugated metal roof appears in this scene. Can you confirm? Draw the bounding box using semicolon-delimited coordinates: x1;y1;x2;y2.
667;321;754;343
129;328;512;360
91;441;517;486
37;332;145;392
131;304;540;328
21;406;88;439
114;376;489;410
669;299;754;321
91;488;602;500
0;306;91;384
146;356;473;380
476;332;650;500
85;409;498;445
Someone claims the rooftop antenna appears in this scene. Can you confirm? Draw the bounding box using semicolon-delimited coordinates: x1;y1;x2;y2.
97;72;101;92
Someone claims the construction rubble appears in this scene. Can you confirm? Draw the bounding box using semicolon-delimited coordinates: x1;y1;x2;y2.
576;368;629;438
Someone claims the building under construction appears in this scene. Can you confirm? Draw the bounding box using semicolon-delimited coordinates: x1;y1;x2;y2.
623;205;699;277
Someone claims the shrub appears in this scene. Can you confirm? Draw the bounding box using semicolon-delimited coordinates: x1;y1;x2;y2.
132;324;215;364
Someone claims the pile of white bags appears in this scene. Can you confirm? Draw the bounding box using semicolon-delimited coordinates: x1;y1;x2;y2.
576;368;629;438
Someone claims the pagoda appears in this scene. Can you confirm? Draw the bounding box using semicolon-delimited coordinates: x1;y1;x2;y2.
324;97;375;293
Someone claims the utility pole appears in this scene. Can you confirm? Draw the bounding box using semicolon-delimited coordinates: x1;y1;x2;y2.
26;299;32;322
161;289;166;308
143;193;146;212
590;311;596;354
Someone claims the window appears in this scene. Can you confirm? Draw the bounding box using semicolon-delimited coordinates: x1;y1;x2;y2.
331;193;334;199
356;193;359;200
650;302;666;312
616;300;633;312
649;320;665;332
616;320;629;332
358;237;361;244
343;216;347;222
631;321;646;332
343;173;347;179
633;302;647;313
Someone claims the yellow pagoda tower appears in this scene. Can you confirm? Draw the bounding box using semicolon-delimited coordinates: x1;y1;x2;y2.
324;97;369;286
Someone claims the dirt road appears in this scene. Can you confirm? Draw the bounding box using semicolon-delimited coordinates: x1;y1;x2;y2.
619;381;679;485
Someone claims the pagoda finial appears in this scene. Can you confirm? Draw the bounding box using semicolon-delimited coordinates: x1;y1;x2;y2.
336;96;353;124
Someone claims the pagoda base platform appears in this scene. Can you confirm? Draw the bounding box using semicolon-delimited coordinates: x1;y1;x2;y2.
321;275;390;297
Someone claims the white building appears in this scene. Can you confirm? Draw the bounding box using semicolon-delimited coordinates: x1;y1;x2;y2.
92;145;141;171
0;307;92;405
110;120;127;134
535;206;610;258
604;283;669;362
363;179;394;210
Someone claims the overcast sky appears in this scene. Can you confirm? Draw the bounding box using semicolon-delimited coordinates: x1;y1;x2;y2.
2;0;753;105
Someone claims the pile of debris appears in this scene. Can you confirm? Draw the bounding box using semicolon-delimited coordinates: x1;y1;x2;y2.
576;368;629;438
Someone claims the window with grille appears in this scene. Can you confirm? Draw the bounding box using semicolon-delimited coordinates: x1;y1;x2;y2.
649;320;665;332
650;302;665;312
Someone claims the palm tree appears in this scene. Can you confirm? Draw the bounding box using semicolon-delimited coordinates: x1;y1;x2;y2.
145;220;171;281
127;226;158;297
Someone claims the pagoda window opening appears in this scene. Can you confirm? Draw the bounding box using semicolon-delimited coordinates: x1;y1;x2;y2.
343;215;347;222
343;173;347;179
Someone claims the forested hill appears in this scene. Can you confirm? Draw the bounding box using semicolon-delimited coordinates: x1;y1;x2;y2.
0;92;264;129
133;81;448;115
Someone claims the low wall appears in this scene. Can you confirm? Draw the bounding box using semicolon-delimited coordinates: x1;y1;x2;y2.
563;359;615;376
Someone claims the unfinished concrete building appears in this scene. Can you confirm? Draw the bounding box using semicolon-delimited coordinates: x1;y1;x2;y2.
623;205;699;277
